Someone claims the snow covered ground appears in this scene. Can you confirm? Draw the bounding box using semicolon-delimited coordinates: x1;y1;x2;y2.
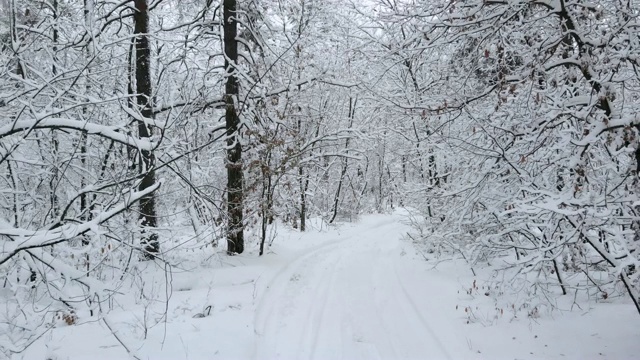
21;211;640;360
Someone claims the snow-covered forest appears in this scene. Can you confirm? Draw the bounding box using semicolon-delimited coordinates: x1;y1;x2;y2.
1;0;639;358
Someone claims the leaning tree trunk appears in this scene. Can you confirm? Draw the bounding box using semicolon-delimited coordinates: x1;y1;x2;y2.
329;97;356;224
224;0;244;254
133;0;159;259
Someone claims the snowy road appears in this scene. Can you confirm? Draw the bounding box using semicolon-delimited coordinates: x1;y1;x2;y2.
254;215;457;360
21;213;640;360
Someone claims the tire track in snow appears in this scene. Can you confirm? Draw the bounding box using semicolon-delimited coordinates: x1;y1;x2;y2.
308;218;401;359
254;240;346;359
255;217;397;322
254;215;399;345
364;223;452;360
254;214;453;360
307;251;344;359
348;245;398;359
389;255;453;360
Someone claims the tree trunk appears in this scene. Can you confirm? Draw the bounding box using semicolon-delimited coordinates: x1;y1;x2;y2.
49;0;60;225
329;97;356;224
133;0;159;259
299;165;308;231
224;0;244;255
259;148;273;256
80;0;93;232
298;117;317;232
9;0;25;78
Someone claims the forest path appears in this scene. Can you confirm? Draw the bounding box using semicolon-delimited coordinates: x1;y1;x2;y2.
253;212;463;360
22;212;639;360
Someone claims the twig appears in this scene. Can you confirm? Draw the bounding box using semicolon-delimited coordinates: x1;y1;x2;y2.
102;318;141;360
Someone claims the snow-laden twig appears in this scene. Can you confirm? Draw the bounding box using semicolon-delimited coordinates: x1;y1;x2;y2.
0;182;161;265
0;118;156;151
102;318;142;360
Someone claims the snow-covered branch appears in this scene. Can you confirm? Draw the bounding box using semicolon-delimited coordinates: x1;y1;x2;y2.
0;181;161;266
